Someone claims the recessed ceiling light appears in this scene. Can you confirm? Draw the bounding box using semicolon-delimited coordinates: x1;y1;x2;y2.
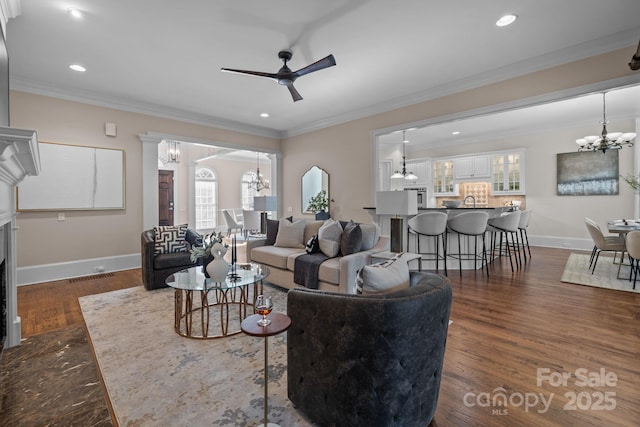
452;131;461;135
67;7;83;19
260;113;270;118
69;64;86;72
496;14;518;27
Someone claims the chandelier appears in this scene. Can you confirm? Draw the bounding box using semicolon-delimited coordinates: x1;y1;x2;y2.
249;152;270;192
390;130;417;180
576;93;636;153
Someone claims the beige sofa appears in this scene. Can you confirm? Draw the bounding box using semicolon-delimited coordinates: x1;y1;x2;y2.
247;219;389;294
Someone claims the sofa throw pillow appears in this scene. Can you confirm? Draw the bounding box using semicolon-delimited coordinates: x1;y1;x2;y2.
305;234;320;254
265;216;293;246
340;221;362;256
153;224;189;255
355;253;410;295
318;219;343;257
274;218;306;248
359;223;380;251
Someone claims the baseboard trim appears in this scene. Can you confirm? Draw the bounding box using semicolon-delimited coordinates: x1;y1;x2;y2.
17;253;141;286
15;235;592;286
528;235;593;251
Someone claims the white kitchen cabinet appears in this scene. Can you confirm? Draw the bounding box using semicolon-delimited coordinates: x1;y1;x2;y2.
491;151;524;194
454;155;490;179
403;159;429;186
432;159;455;194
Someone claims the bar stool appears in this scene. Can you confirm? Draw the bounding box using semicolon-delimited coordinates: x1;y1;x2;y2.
518;209;532;261
487;211;522;272
446;211;490;277
407;211;448;275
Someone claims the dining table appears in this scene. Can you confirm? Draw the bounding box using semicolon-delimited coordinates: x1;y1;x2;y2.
607;219;640;234
605;220;639;279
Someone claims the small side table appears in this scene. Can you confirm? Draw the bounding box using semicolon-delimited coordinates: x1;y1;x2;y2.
370;251;423;271
241;313;291;427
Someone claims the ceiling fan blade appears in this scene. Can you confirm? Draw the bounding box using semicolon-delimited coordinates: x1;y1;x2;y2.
220;68;278;80
287;83;303;102
293;54;336;78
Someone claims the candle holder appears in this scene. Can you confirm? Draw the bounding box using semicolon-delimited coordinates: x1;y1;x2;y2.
228;235;241;281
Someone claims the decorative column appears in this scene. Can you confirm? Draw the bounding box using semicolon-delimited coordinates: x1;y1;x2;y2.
0;126;40;348
187;160;197;229
267;153;281;218
138;133;162;230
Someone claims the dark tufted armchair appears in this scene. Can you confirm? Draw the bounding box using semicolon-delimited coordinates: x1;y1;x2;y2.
287;271;452;427
140;227;201;290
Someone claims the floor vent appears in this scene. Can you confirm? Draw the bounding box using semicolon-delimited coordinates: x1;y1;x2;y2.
68;273;115;283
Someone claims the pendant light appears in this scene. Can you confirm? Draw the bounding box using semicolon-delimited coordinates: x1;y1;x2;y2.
391;130;418;180
166;140;181;163
576;93;636;153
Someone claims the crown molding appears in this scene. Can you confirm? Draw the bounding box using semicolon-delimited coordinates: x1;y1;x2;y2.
10;78;284;140
0;0;20;38
0;125;39;186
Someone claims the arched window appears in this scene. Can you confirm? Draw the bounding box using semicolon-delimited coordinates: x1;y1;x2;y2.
195;168;217;231
242;171;259;210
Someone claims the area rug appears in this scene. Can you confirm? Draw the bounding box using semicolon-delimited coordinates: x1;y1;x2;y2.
79;286;315;427
560;252;640;293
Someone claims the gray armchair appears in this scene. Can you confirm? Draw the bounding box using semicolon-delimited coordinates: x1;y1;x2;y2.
286;271;452;426
141;227;201;290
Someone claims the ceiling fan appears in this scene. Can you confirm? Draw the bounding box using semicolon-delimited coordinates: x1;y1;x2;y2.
220;50;336;102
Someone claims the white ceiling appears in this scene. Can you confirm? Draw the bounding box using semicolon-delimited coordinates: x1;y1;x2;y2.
6;0;640;139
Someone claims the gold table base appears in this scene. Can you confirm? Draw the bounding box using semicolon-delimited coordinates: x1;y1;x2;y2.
174;285;258;339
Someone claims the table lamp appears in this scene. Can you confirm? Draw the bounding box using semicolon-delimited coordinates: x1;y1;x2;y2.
376;190;418;253
253;195;277;234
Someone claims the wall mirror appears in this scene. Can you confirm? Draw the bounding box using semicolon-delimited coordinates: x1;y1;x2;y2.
302;166;329;212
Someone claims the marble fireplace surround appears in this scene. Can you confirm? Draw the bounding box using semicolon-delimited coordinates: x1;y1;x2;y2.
0;126;40;348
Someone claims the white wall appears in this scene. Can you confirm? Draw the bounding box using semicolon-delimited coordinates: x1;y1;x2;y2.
280;46;640;250
11;91;280;284
415;118;637;247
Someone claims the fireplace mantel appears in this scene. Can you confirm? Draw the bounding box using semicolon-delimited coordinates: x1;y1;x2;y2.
1;125;39;348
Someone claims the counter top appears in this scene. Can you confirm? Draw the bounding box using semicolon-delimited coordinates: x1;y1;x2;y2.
363;207;500;211
419;207;496;210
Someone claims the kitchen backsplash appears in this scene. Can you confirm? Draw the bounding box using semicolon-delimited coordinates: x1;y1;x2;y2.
435;181;526;209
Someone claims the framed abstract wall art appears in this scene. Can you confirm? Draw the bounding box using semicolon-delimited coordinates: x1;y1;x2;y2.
556;150;618;196
17;141;125;211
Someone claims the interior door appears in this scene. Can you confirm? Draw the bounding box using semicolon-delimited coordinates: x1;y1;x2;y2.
158;170;174;226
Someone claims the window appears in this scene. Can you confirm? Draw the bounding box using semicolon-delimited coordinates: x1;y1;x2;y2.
195;168;217;231
242;172;259;210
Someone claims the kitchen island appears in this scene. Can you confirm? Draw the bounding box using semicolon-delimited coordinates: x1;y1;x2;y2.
364;206;516;271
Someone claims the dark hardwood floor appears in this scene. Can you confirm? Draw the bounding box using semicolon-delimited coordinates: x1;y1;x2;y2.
2;247;640;426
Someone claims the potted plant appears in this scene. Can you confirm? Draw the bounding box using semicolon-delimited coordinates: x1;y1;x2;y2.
307;190;334;220
621;174;640;192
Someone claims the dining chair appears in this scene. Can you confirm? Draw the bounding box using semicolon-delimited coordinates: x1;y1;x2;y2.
584;219;625;275
625;230;640;290
222;209;243;236
242;210;261;238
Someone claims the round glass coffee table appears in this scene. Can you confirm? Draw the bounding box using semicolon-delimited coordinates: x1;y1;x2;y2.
166;263;269;339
